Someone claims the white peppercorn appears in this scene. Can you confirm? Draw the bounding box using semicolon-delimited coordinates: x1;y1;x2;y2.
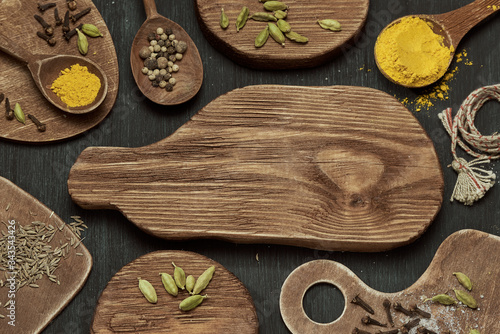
160;33;168;40
150;39;158;46
153;69;160;75
159;68;167;76
175;41;188;53
168;34;175;41
169;77;176;85
168;61;174;67
153;44;161;52
175;53;183;60
168;55;177;62
148;45;154;52
156;27;164;35
161;46;167;52
139;46;151;59
157;57;168;69
147;70;153;76
172;64;179;72
168;67;173;73
159;80;167;88
151;53;158;58
141;67;149;74
148;74;156;81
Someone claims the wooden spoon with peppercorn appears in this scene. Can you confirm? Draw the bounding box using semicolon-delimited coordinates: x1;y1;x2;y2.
130;0;203;105
0;32;108;114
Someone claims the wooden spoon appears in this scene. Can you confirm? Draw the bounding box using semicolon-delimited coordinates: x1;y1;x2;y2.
131;0;203;105
375;0;500;88
0;33;108;114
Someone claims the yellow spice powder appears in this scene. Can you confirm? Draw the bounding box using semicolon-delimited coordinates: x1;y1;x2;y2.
51;64;101;108
375;16;454;87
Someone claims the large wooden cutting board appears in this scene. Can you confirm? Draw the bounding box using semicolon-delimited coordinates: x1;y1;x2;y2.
0;0;118;143
91;250;258;333
68;85;443;252
0;176;92;334
281;229;500;333
195;0;369;69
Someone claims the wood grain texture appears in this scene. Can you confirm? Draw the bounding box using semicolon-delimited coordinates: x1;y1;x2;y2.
194;0;369;69
0;0;119;143
0;176;92;334
91;250;258;334
68;85;443;252
280;229;499;333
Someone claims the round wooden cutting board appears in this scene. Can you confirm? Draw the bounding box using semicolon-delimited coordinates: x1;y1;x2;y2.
0;0;119;143
195;0;369;69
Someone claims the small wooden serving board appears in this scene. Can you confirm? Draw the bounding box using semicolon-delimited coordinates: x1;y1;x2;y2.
281;229;500;333
0;0;119;143
195;0;369;69
0;176;92;334
68;85;443;252
91;250;258;333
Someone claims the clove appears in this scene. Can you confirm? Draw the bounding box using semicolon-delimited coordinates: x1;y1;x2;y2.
351;295;375;315
382;299;394;327
416;327;437;334
34;14;54;36
54;7;62;26
67;0;77;11
71;7;91;23
37;2;56;12
376;330;399;334
64;23;83;41
393;302;413;316
352;328;372;334
5;98;14;120
63;10;70;33
0;93;4;104
36;31;56;46
409;304;431;319
362;316;387;328
401;318;420;333
27;114;46;132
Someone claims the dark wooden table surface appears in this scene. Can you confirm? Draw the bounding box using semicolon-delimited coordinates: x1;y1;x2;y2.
1;1;499;333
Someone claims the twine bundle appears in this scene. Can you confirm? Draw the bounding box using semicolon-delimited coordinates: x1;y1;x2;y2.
438;84;500;205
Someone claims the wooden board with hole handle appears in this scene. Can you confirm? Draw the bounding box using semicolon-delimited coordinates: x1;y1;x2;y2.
281;229;500;333
0;176;92;334
195;0;369;69
68;85;443;252
91;250;258;333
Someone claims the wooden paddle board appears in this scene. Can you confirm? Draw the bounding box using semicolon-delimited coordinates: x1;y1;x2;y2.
0;0;118;143
195;0;369;69
0;176;92;333
281;229;500;333
68;85;443;252
91;250;258;333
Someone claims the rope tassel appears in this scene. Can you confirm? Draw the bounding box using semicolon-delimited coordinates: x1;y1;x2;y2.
438;84;500;205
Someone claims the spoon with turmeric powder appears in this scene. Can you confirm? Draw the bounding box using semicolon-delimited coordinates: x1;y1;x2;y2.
0;33;108;114
375;1;500;88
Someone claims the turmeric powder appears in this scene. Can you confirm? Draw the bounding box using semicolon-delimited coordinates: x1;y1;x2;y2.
375;16;453;87
51;64;101;108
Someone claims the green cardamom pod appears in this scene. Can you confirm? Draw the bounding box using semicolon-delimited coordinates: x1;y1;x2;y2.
263;1;288;11
255;26;269;48
76;28;89;55
453;272;472;291
268;22;285;46
186;275;196;294
192;265;215;295
138;278;157;304
160;273;178;297
454;289;478;309
251;12;277;22
220;8;229;29
423;293;456;305
14;103;25;124
274;10;287;20
236;6;249;32
276;19;291;33
317;19;342;32
285;31;308;43
81;24;103;37
172;262;186;290
469;330;481;334
179;294;207;311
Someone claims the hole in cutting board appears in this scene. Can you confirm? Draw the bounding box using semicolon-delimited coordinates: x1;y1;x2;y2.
302;283;345;324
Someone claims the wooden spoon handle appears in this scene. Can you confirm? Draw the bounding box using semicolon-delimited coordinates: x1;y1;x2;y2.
143;0;159;18
434;0;500;48
0;32;33;64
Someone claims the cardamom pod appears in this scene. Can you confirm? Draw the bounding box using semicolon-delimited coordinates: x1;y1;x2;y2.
423;294;456;305
186;275;196;294
268;22;285;46
192;265;215;295
172;262;186;290
179;294;207;311
138;278;157;304
285;31;308;43
276;19;291;33
469;330;481;334
453;272;472;291
263;1;288;11
274;10;287;20
317;19;342;32
236;6;249;32
454;289;478;309
251;12;277;22
160;273;178;297
255;26;269;48
76;28;88;55
14;103;25;124
81;24;103;37
220;8;229;29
